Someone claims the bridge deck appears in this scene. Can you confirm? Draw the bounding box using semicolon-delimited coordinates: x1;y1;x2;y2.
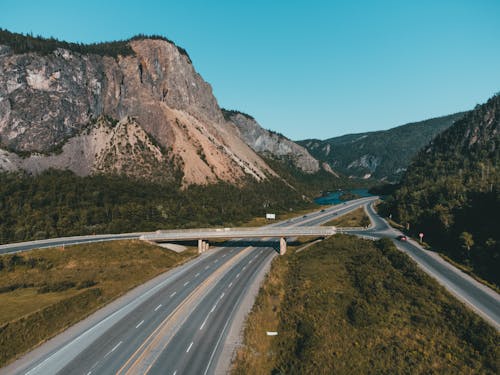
140;226;336;242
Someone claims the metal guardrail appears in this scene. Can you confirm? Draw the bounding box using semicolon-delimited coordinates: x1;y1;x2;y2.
141;226;336;242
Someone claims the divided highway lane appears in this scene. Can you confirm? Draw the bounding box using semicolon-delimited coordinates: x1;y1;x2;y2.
3;197;374;375
58;245;252;375
345;202;500;330
148;248;274;375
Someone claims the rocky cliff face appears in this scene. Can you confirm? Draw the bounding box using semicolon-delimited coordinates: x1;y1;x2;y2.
0;37;274;185
225;110;320;173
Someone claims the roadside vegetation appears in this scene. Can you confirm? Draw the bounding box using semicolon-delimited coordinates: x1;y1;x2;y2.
381;94;499;287
232;235;499;374
323;206;370;227
0;170;314;245
0;240;196;366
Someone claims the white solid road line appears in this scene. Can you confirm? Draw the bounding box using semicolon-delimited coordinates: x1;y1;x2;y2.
200;315;210;330
186;342;194;353
170;291;176;298
104;341;122;358
210;303;217;313
154;304;162;312
135;320;144;329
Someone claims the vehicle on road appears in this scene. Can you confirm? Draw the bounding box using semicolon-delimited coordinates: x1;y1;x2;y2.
397;235;407;241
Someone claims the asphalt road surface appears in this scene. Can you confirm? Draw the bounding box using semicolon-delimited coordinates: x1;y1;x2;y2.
4;195;497;375
2;197;375;375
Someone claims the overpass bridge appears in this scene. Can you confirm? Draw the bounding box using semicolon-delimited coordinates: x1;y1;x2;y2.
140;226;337;255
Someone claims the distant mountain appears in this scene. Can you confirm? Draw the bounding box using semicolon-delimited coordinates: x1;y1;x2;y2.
386;94;499;285
223;109;333;175
299;112;466;181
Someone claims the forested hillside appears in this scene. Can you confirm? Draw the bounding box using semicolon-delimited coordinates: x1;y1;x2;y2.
383;94;499;285
0;170;311;244
299;112;465;181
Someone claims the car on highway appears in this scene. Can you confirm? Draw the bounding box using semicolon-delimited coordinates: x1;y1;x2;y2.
320;209;325;212
397;235;408;241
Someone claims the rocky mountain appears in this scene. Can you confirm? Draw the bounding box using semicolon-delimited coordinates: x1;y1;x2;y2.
0;30;277;185
223;109;324;174
386;94;499;285
299;112;465;181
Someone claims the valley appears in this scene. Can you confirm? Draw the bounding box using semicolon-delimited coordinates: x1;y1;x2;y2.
0;11;499;375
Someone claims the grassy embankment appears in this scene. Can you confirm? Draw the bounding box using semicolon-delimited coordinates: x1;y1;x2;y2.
0;240;196;367
323;206;370;227
232;235;499;374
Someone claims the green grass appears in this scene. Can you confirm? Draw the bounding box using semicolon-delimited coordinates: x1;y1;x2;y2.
232;235;499;374
0;240;196;366
323;206;370;227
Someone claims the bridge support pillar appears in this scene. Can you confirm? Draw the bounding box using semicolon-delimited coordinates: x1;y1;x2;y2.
198;240;210;253
280;237;287;255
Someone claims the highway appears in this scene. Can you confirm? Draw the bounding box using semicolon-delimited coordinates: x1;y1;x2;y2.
1;197;375;375
4;194;497;375
343;202;500;330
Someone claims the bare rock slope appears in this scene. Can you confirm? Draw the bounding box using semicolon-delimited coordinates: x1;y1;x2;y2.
0;37;275;185
225;110;320;173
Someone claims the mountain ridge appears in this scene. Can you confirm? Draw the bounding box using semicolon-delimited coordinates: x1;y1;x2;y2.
0;31;280;185
299;112;466;181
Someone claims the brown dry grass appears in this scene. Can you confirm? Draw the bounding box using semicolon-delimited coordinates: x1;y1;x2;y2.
0;240;196;366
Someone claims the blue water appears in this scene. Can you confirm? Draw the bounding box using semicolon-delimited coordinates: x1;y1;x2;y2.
314;189;373;205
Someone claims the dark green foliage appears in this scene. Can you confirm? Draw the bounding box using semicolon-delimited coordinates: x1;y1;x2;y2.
0;28;191;61
38;281;76;294
384;94;500;286
260;154;370;197
0;28;133;57
221;108;255;121
299;112;466;181
0;169;311;244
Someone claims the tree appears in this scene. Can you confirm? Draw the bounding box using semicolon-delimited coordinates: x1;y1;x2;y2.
459;232;474;253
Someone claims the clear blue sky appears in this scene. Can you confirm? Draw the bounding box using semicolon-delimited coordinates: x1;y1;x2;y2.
1;0;499;140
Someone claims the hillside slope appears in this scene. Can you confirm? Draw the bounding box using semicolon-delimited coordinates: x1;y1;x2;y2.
224;109;321;174
386;94;499;285
299;112;465;181
0;30;274;185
